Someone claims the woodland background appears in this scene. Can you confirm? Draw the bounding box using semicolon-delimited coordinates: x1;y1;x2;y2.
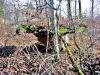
0;0;100;75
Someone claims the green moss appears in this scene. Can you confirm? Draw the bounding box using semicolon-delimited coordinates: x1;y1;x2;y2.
50;27;71;36
0;4;4;16
22;25;34;33
59;27;71;35
66;45;84;75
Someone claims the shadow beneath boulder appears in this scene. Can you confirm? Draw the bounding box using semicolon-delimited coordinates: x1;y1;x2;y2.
23;43;53;54
0;46;16;57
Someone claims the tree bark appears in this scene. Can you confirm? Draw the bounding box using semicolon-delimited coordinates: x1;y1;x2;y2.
67;0;72;19
62;38;84;75
75;0;77;19
49;0;60;62
91;0;94;19
78;0;82;19
35;0;38;12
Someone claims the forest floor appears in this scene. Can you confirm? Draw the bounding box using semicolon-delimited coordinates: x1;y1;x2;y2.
0;23;100;75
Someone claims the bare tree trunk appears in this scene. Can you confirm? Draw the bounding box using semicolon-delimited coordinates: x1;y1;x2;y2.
59;5;61;21
91;0;95;54
78;0;82;19
50;0;60;62
53;10;60;62
44;0;48;17
75;0;77;19
91;0;94;19
62;38;84;75
35;0;38;12
49;0;54;25
39;0;41;7
67;0;72;19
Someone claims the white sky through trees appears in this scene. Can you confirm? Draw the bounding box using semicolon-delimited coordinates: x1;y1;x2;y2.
19;0;99;17
19;0;90;11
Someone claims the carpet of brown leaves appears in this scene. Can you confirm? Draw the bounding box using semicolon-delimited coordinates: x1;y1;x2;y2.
0;24;77;75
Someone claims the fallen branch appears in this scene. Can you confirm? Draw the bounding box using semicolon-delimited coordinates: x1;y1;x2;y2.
61;37;84;75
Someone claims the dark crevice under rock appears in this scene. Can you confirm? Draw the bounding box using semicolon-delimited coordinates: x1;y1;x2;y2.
0;46;16;57
23;43;54;54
